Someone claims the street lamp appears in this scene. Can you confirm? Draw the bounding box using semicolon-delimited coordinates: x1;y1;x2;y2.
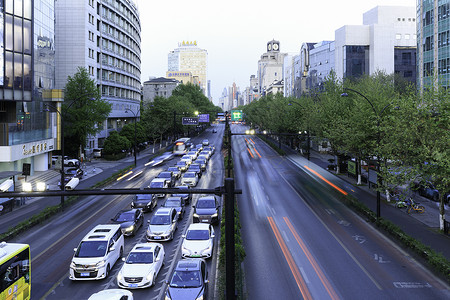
288;101;310;160
125;108;140;166
44;93;96;209
341;87;392;222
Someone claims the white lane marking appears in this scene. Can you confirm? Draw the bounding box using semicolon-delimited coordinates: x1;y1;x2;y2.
300;267;310;284
337;220;350;227
393;282;432;288
352;235;366;244
374;254;391;264
325;209;335;215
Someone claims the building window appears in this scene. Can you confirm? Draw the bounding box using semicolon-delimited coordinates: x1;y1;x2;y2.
396;34;402;40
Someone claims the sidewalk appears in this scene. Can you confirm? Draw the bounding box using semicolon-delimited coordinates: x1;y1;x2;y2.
0;144;166;235
275;141;450;260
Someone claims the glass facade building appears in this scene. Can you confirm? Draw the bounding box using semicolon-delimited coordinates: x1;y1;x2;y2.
417;0;450;88
0;0;55;173
343;46;370;79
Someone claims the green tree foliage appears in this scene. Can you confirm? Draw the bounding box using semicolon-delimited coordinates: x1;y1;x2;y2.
120;122;146;147
103;131;131;155
62;67;111;156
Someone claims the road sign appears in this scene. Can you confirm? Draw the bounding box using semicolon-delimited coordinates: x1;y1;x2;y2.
182;117;199;125
198;114;210;123
231;110;243;121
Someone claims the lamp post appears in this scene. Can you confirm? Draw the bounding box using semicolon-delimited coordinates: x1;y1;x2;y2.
341;88;392;221
44;103;66;209
288;101;310;160
125;108;140;166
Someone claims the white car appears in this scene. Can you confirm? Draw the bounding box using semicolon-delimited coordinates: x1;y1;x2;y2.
182;223;215;259
180;171;199;187
117;243;165;289
88;289;133;300
202;139;209;146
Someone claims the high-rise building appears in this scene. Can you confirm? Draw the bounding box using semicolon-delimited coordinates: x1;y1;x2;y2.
55;0;142;148
168;41;208;96
417;0;450;89
0;0;57;176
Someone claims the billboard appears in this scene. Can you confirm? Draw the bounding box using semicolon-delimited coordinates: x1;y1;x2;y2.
182;117;199;125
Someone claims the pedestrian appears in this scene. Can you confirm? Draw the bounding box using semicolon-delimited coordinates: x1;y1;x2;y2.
93;167;96;173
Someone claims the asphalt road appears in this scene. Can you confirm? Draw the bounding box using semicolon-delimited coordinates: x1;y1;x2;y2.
232;124;449;300
8;126;224;300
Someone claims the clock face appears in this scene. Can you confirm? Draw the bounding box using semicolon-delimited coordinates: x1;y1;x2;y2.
273;43;279;51
267;44;272;51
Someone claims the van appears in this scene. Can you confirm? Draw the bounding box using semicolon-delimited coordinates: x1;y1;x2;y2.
149;178;169;198
69;224;124;280
93;148;103;158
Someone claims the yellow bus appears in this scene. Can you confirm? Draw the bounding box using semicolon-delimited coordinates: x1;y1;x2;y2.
0;242;30;300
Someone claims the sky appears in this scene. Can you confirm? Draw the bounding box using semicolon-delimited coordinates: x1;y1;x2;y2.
134;0;416;105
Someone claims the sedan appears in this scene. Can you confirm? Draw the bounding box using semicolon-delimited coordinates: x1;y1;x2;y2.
196;158;207;171
165;258;208;300
180;155;193;166
193;196;220;224
182;223;215;259
117;243;165;289
181;172;199;187
187;163;202;178
199;150;211;160
88;289;133;300
131;194;157;213
202;139;209;146
111;209;144;236
176;161;188;172
172;185;192;204
156;171;176;187
163;196;185;219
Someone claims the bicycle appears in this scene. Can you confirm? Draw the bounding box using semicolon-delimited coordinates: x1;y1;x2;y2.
407;199;425;214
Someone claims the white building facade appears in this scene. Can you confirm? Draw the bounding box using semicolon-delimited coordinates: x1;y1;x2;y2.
55;0;142;148
168;41;208;96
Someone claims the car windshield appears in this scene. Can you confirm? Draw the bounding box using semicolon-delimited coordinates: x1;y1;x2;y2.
158;172;170;178
197;156;207;160
165;200;181;207
181;156;191;160
168;168;178;172
113;212;135;222
186;230;209;240
197;199;215;208
170;270;202;288
75;241;108;258
150;215;170;225
126;252;153;264
65;169;77;175
184;173;196;178
150;182;164;188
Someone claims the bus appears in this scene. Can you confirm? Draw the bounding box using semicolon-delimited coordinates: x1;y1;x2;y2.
0;242;30;300
173;138;191;156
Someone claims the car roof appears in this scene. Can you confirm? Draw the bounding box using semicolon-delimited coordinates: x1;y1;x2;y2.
174;258;204;271
151;178;166;183
131;242;159;253
187;223;210;231
154;207;174;215
199;196;215;201
88;289;133;300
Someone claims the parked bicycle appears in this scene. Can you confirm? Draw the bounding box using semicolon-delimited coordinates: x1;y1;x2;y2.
407;199;425;214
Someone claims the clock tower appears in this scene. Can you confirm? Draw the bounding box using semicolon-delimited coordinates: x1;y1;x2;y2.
267;40;280;52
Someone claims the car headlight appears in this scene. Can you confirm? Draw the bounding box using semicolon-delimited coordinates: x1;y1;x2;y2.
70;261;76;268
203;245;212;253
211;213;218;218
146;272;153;281
131;202;135;207
124;225;135;232
117;272;123;281
193;213;199;218
96;260;106;268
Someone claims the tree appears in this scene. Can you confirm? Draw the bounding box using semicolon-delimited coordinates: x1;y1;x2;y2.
62;67;111;157
103;131;131;156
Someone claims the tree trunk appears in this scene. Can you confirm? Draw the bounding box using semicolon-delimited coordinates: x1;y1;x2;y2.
439;195;445;231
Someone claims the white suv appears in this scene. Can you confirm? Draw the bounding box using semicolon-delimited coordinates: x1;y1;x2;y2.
69;224;124;280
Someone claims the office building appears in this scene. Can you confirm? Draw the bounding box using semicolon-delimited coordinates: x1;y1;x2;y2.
335;6;416;82
417;0;450;88
168;41;208;96
0;0;56;178
55;0;142;148
257;40;287;96
143;77;179;103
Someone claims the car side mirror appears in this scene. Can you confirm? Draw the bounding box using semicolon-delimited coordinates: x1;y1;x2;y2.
147;220;150;223
192;206;195;208
182;234;186;238
109;247;116;252
211;234;215;238
205;279;209;284
165;280;170;285
122;257;126;262
73;248;77;252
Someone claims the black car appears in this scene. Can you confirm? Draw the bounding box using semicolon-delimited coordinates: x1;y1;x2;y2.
58;167;83;187
157;171;176;187
188;163;202;178
163;196;185;219
172;185;192;204
196;159;207;171
414;181;450;203
165;258;208;300
131;194;157;212
193;196;220;224
111;208;144;236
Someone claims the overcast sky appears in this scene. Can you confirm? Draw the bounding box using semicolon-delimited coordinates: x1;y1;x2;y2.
134;0;415;105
